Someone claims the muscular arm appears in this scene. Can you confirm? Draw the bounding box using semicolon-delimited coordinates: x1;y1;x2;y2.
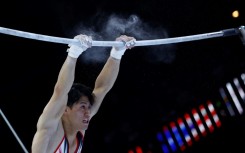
91;35;136;117
91;56;120;116
32;34;91;153
32;56;77;153
38;56;76;130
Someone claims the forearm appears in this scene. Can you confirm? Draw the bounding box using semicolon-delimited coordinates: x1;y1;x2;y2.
35;35;91;132
55;34;91;94
91;35;136;116
94;56;120;92
54;56;77;96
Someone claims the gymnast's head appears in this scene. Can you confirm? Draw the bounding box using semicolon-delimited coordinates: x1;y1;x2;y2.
67;83;94;108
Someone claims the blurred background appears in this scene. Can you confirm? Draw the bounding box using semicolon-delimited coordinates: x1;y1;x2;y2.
0;0;245;153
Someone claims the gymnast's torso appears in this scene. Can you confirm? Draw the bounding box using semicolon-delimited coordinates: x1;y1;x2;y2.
32;120;84;153
53;131;83;153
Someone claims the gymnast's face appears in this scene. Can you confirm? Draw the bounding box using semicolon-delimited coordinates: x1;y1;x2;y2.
67;96;91;130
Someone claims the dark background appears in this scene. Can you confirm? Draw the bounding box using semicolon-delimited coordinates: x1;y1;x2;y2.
0;0;245;153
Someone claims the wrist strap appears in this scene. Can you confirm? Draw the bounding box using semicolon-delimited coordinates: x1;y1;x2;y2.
67;45;84;58
110;47;126;59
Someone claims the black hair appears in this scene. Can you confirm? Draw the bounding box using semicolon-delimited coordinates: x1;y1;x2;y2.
67;83;94;107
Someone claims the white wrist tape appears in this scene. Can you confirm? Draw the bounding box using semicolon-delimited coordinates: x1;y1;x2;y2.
110;47;126;60
67;45;85;58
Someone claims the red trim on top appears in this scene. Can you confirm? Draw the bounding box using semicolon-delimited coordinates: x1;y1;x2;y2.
74;131;83;153
74;136;79;153
54;135;65;153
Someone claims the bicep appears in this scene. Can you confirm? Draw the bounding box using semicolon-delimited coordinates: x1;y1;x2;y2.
37;93;67;131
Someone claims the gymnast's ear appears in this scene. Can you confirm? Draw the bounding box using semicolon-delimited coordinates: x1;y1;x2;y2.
64;106;70;113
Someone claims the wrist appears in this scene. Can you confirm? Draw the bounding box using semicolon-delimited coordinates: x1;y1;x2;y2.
67;45;85;58
110;47;126;60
